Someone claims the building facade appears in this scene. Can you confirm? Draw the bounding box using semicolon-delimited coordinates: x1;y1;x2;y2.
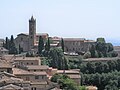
63;38;95;54
15;16;48;52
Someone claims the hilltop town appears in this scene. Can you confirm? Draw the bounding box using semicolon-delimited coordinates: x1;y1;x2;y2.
0;16;120;90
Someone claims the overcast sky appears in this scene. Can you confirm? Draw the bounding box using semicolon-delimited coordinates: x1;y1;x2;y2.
0;0;120;45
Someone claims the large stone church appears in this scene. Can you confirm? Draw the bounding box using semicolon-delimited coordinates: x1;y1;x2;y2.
15;16;95;54
15;16;48;52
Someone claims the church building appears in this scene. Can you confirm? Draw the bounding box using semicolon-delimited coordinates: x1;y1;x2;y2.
15;16;49;52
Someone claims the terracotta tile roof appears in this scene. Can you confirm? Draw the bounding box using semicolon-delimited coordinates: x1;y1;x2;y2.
13;68;47;76
67;74;81;79
57;70;80;74
0;47;9;52
17;33;29;36
36;33;49;36
26;65;49;70
18;33;48;36
0;60;12;68
14;57;40;61
63;38;85;41
31;81;47;85
0;84;23;89
0;72;15;77
1;55;15;62
0;77;23;83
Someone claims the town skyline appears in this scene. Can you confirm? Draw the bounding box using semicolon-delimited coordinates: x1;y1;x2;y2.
0;0;120;45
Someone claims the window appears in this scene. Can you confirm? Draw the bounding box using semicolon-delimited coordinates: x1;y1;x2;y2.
42;76;44;79
34;70;36;72
35;76;39;79
31;87;36;90
31;63;33;65
26;77;30;81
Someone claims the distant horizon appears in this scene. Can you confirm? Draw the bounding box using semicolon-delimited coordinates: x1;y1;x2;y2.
0;0;120;46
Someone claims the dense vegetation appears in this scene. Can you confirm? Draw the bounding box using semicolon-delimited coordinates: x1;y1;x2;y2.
51;74;86;90
38;36;69;70
80;60;120;90
37;36;120;89
3;35;18;54
84;38;118;58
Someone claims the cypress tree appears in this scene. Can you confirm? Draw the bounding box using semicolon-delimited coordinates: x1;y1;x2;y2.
9;35;18;54
45;37;50;52
38;36;44;55
5;37;9;49
61;38;64;52
47;37;50;51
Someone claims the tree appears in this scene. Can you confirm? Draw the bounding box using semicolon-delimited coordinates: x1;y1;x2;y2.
89;44;95;58
38;36;44;56
86;62;95;73
9;35;18;54
49;48;68;70
5;37;9;49
97;38;106;43
45;37;50;52
51;74;79;90
51;73;62;83
61;38;64;52
107;43;113;52
83;51;91;59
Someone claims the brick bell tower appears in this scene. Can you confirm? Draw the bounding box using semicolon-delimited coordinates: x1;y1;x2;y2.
29;16;36;51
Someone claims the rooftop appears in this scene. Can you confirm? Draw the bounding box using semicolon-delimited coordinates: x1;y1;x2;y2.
26;65;49;70
0;84;23;90
0;60;12;68
13;68;47;76
63;38;85;41
18;33;48;36
67;74;81;79
14;57;40;61
57;70;80;74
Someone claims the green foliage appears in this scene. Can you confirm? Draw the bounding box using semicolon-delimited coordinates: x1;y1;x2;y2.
79;59;120;74
51;73;62;83
83;51;91;59
4;37;9;49
26;52;35;57
61;38;64;52
82;71;120;90
79;86;87;90
4;35;18;54
88;39;117;58
51;74;80;90
49;48;69;70
79;59;120;89
67;56;82;69
45;37;50;52
97;37;106;43
38;36;44;56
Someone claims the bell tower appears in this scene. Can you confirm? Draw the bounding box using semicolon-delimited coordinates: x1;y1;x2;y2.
29;16;36;50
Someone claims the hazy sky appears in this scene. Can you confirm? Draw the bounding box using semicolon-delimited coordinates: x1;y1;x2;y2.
0;0;120;44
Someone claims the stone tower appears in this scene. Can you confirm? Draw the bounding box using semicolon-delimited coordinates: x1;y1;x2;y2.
29;16;36;50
